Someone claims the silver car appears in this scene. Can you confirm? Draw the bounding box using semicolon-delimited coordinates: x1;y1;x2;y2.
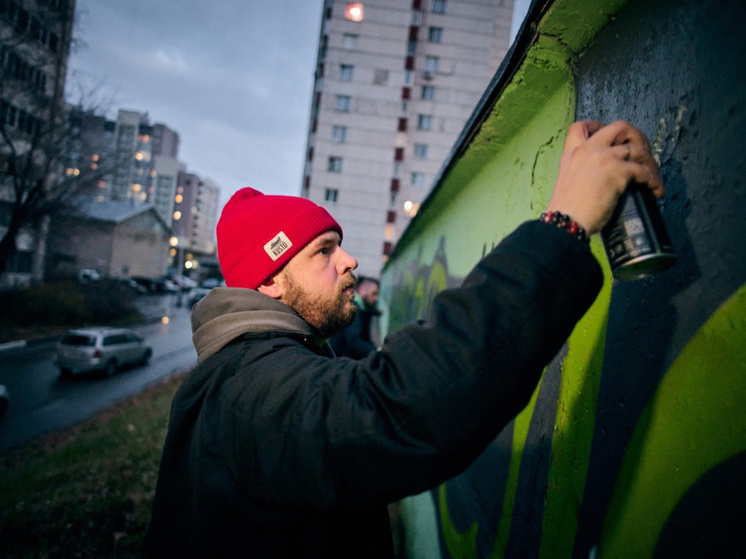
54;327;152;378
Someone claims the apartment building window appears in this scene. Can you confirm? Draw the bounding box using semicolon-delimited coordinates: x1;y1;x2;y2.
332;125;347;143
428;27;443;43
328;156;343;173
345;3;364;21
342;33;358;50
411;172;426;187
0;100;41;136
325;188;339;202
414;143;428;158
398;118;407;132
373;69;389;85
424;55;439;72
431;0;446;14
417;114;432;130
1;49;47;93
339;64;354;81
421;85;435;100
407;39;417;56
335;95;351;112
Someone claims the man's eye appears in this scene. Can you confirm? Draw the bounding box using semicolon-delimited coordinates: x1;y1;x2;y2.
319;247;331;255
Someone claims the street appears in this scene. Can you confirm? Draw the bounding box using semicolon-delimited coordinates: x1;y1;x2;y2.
0;294;197;455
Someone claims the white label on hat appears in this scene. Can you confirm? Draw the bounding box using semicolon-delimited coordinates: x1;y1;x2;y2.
264;231;293;261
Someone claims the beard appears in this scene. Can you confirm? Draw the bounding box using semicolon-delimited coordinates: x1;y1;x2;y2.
280;271;358;339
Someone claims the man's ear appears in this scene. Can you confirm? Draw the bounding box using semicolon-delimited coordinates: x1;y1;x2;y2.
257;275;283;299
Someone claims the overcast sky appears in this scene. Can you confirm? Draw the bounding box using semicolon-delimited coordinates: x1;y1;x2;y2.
67;0;324;210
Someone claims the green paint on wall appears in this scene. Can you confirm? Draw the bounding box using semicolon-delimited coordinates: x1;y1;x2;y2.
416;82;582;558
538;0;628;54
439;484;479;559
438;375;543;559
598;284;746;558
540;240;613;558
384;81;577;289
490;384;543;559
389;35;576;272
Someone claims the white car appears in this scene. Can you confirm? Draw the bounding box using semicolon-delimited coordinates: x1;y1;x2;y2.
54;327;152;378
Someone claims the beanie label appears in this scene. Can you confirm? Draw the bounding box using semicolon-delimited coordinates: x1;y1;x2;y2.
264;231;293;261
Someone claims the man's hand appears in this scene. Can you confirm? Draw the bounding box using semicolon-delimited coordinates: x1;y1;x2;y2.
546;120;664;236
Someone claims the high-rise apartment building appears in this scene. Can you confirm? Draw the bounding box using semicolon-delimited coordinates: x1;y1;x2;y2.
301;0;515;278
173;171;219;263
71;106;220;277
104;109;183;226
0;0;76;287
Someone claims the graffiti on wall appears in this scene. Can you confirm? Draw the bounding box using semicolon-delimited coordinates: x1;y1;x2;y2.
385;234;746;557
382;0;746;556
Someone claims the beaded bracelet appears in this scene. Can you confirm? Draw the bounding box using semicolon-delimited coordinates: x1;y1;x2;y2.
539;211;590;244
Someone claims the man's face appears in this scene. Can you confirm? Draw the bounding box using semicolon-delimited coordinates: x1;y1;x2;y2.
358;281;379;308
275;231;358;339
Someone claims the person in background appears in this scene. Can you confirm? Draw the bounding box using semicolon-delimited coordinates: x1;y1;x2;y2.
330;276;381;358
143;120;664;558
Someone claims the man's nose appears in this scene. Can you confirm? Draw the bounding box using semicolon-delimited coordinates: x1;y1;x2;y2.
336;247;358;275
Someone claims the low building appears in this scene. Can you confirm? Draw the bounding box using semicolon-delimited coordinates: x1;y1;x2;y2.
46;198;171;281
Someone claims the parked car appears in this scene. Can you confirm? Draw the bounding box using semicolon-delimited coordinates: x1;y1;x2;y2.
0;384;9;422
54;327;152;378
171;275;199;290
200;277;225;289
77;268;101;283
121;278;148;295
131;276;180;294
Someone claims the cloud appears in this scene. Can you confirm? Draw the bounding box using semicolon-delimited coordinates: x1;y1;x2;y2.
68;0;323;208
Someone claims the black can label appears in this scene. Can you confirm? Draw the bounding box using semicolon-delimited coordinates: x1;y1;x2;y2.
601;184;676;281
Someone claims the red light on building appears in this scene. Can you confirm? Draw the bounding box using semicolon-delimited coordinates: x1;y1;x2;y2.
345;3;364;22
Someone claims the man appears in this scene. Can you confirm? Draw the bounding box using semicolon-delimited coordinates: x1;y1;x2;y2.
330;276;381;359
143;120;663;558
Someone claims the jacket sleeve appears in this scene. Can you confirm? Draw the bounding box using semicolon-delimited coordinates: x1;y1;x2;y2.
222;220;604;509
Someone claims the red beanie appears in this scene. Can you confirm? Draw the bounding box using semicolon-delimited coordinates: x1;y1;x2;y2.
217;187;343;289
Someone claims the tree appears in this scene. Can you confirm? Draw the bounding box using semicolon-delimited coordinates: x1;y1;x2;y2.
0;0;108;284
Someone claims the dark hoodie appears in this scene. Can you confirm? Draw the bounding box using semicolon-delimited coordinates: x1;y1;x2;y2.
143;221;603;558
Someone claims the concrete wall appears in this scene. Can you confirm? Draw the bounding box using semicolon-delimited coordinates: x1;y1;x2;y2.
380;0;746;557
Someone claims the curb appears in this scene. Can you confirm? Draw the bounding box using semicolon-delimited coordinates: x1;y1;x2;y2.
0;335;61;355
0;340;27;353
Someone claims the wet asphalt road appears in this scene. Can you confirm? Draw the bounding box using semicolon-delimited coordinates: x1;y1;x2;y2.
0;294;196;455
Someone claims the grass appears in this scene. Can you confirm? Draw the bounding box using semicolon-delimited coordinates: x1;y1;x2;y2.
0;372;184;558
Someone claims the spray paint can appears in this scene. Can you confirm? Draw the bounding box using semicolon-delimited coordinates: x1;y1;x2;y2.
601;183;676;281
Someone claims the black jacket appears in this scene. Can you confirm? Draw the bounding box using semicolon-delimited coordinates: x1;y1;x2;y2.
143;221;603;558
329;298;380;358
